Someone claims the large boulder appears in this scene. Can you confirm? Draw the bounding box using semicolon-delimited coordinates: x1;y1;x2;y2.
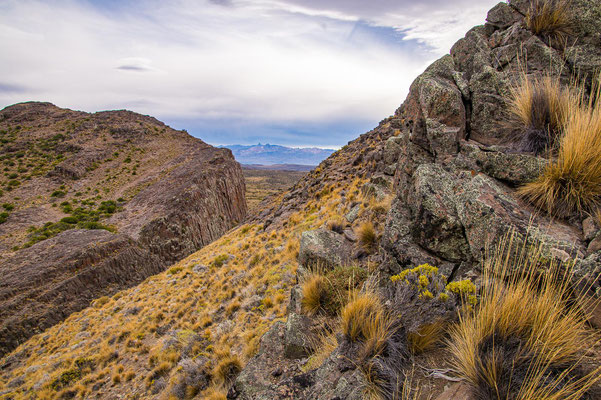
298;228;353;269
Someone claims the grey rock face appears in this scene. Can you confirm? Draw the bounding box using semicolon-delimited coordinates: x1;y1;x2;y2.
298;228;353;269
284;313;312;359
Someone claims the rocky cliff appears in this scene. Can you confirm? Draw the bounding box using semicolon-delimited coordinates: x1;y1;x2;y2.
0;102;246;357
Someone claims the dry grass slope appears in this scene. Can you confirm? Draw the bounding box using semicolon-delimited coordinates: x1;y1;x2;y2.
0;141;384;398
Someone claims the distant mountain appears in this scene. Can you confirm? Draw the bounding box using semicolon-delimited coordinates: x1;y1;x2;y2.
242;164;314;172
222;143;335;166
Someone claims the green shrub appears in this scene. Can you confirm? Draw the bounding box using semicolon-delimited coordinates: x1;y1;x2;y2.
211;254;229;268
50;368;81;390
2;203;14;211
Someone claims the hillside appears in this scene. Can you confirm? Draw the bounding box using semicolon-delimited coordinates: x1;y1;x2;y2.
2;1;601;400
0;104;398;398
222;144;335;166
0;102;247;358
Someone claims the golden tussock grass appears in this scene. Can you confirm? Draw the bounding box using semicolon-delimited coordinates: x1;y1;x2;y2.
407;320;445;354
358;221;377;251
448;233;601;400
212;353;242;387
341;293;390;360
508;73;573;154
327;217;346;233
520;75;601;217
301;273;328;315
525;0;573;43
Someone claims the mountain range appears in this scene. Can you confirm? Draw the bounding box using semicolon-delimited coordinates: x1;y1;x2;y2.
221;143;335;166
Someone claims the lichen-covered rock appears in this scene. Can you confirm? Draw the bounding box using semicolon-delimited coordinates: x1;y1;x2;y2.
407;164;470;263
298;228;353;269
399;55;465;159
284;313;312;359
455;142;546;185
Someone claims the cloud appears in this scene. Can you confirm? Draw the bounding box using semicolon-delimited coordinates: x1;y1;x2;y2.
116;57;157;72
270;0;499;52
0;82;28;93
0;0;498;146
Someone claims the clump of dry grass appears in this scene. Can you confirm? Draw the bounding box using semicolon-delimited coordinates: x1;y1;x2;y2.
448;234;601;400
525;0;573;43
327;217;345;233
520;76;601;217
358;221;377;251
341;293;390;357
301;265;368;316
508;73;573;154
343;293;403;400
212;354;242;387
362;360;419;400
407;320;445;354
204;388;228;400
301;273;328;315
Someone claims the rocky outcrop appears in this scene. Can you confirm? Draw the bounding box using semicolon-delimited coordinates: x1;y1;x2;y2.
383;0;599;280
232;1;601;399
298;228;354;270
0;102;246;357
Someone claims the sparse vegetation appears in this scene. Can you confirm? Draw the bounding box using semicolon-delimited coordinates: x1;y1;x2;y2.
21;199;120;248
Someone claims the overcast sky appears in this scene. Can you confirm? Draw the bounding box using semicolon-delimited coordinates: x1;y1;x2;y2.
0;0;499;147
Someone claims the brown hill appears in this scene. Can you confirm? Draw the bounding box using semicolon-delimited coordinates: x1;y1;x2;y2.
0;102;246;358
